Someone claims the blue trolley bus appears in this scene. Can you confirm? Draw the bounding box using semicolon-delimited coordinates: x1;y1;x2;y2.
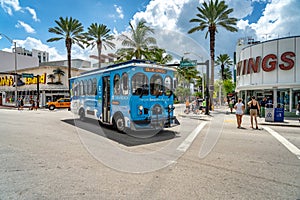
70;60;180;134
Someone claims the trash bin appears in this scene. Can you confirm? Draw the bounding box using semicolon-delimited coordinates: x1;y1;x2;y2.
274;107;284;122
265;108;274;122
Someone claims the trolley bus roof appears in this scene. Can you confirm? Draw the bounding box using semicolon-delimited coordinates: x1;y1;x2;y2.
70;59;176;79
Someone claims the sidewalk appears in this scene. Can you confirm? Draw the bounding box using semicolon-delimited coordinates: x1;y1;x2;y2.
175;104;300;128
0;105;48;111
2;104;300;127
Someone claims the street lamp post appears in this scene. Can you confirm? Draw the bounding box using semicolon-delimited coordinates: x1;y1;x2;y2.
204;60;210;115
183;52;209;115
183;52;205;99
0;33;18;107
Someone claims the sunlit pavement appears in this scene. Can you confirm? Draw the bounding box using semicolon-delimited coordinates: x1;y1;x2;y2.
175;104;300;128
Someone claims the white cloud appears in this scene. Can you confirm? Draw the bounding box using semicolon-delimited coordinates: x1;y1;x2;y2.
0;0;22;15
14;37;64;61
4;0;299;67
114;4;124;19
25;6;40;22
131;0;190;30
250;0;300;41
226;0;253;19
237;19;250;30
1;0;39;22
15;20;35;33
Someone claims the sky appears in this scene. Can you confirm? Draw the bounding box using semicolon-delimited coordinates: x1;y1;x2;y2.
1;0;300;66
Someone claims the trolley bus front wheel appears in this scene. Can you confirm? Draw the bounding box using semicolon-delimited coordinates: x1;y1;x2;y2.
113;113;125;133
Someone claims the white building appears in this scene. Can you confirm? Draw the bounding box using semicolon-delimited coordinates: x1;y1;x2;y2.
0;50;39;72
235;36;300;112
40;59;91;69
0;66;83;107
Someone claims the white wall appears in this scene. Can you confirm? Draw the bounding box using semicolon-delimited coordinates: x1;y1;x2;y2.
0;50;39;72
236;36;300;90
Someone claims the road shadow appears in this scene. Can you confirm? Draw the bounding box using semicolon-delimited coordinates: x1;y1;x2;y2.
62;118;178;147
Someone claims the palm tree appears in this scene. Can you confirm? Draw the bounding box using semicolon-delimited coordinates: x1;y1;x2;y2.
215;54;233;80
85;23;115;68
47;17;85;94
47;74;55;83
176;60;199;88
144;48;173;64
117;20;156;61
53;68;65;83
188;0;238;102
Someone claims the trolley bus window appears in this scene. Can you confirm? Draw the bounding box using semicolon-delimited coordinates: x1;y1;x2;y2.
84;80;88;96
73;81;79;96
79;80;83;96
132;73;149;96
121;72;128;95
88;79;93;95
92;78;97;95
150;74;163;97
164;76;173;96
114;74;120;95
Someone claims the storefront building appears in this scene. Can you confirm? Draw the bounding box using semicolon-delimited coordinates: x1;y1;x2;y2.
0;66;83;107
235;36;300;112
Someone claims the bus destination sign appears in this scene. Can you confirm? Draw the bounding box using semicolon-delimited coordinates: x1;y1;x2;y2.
144;67;167;74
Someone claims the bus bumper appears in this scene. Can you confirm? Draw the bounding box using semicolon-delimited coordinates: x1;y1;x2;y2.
131;116;180;131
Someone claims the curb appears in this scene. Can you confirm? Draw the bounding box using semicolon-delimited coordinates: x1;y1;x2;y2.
259;122;300;128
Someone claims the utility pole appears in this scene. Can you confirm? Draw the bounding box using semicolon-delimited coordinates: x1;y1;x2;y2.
36;75;40;108
0;33;18;107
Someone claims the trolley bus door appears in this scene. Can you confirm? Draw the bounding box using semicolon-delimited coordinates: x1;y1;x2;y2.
102;76;111;123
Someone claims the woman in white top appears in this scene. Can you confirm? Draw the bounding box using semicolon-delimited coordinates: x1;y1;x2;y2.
234;98;245;128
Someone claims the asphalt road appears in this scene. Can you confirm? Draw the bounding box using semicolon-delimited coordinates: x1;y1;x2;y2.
0;108;299;199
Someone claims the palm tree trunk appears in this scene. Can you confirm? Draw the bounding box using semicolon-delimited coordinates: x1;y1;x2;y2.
209;27;216;109
66;39;72;97
97;40;102;68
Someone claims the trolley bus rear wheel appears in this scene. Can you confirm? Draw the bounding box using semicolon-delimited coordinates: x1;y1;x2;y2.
113;114;125;133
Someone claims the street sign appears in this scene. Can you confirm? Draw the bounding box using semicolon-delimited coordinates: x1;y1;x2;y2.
180;60;197;67
22;73;34;78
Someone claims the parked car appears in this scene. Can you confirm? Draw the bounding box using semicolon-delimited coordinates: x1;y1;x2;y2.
46;98;70;110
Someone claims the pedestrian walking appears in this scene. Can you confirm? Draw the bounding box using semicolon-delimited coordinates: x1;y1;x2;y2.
185;99;190;114
229;98;234;113
247;96;260;129
234;98;245;128
260;97;267;117
20;97;24;110
17;98;21;110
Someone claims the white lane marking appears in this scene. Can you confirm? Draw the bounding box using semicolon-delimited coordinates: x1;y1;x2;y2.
263;126;300;159
177;122;207;152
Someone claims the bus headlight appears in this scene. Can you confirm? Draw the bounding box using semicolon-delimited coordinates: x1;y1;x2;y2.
138;105;143;115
